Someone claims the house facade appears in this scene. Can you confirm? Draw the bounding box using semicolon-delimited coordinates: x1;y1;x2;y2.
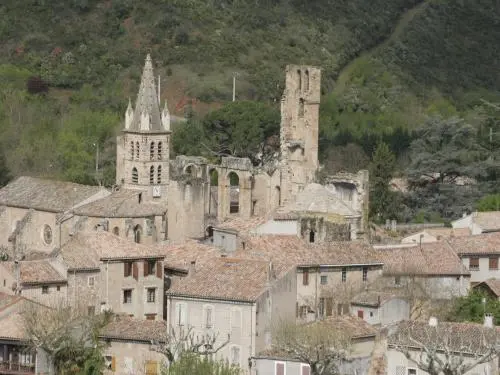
350;291;410;326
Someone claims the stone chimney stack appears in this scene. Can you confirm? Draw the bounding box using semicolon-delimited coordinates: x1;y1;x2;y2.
484;314;494;328
14;260;21;295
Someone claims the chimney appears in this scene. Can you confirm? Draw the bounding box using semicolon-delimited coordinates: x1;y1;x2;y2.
267;261;275;281
428;316;438;327
484;314;494;328
14;260;21;295
189;260;196;274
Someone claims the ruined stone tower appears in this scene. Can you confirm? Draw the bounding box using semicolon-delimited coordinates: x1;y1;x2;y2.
280;65;321;205
115;54;171;201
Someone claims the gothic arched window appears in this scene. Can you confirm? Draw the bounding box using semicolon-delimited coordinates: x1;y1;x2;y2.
132;167;138;184
150;166;155;185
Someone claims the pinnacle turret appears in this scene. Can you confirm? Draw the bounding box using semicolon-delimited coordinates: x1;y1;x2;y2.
161;100;171;131
125;54;165;133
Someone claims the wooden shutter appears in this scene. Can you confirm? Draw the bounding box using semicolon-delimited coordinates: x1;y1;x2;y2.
111;356;116;372
358;310;364;319
145;360;158;375
276;362;285;375
470;257;479;269
303;271;309;285
144;260;149;276
132;262;138;281
490;257;498;270
156;260;162;278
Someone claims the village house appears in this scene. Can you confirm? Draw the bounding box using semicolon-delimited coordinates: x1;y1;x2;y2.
252;315;377;375
386;317;500;375
165;256;297;373
231;236;384;320
99;316;167;375
350;291;410;326
374;242;470;299
55;231;166;319
401;227;470;244
452;211;500;235
449;232;500;284
0;259;66;306
0;292;50;375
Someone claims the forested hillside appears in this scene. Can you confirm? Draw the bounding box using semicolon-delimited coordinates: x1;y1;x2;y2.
0;0;499;222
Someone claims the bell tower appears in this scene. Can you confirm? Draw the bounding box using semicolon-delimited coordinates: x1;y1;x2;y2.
116;54;171;201
279;65;321;205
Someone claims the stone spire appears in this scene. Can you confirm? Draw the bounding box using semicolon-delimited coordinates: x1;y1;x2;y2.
128;54;164;132
161;100;171;131
125;98;133;130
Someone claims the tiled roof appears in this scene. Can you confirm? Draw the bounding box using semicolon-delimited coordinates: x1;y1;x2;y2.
351;291;401;307
449;232;500;255
0;176;106;212
388;320;500;353
167;257;292;302
473;212;500;231
73;188;166;218
59;231;165;270
424;227;471;238
233;236;382;268
158;240;225;271
375;242;469;276
0;311;25;340
281;183;358;217
473;278;500;297
2;260;66;285
0;292;23;312
100;316;167;342
214;216;269;234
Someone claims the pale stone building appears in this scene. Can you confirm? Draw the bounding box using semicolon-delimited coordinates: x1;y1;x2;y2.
165;257;297;373
452;211;500;235
350;291;410;326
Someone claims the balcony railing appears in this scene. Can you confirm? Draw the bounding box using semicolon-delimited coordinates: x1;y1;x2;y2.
0;361;35;374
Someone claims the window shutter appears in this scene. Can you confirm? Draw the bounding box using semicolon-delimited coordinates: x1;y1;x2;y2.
143;260;148;277
303;271;309;285
276;362;285;375
111;356;116;372
132;262;138;281
302;365;311;375
358;310;364;319
156;261;162;279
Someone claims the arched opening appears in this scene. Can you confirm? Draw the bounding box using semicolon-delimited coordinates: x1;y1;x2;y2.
130;141;135;159
149;166;155;184
184;182;192;202
206;226;214;239
113;227;119;236
157;165;162;184
297;69;302;91
132;167;138;184
309;230;315;243
298;98;305;118
275;186;281;207
150;142;155;160
209;169;219;216
133;225;142;243
135;141;140;159
185;165;194;176
157;142;163;160
228;172;240;214
305;70;310;91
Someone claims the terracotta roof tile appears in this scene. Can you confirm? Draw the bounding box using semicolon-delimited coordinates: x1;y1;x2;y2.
0;311;25;340
158;240;225;270
450;232;500;255
59;231;165;270
73;188;166;218
473;212;500;231
0;176;107;212
351;291;401;307
100;316;167;342
215;216;269;234
233;236;382;267
375;242;469;276
2;260;66;285
167;257;292;302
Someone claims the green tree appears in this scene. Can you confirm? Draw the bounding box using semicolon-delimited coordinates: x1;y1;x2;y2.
163;352;241;375
476;194;500;212
369;142;397;222
447;290;500;325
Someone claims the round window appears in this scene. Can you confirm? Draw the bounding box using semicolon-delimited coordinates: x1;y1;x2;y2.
43;224;52;245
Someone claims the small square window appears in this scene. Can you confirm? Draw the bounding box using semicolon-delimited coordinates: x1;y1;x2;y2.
320;275;327;285
56;285;61;292
123;289;132;304
370;311;374;317
146;261;156;276
88;276;95;287
147;288;156;303
42;286;49;294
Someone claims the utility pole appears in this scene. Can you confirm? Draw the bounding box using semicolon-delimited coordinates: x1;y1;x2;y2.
232;72;238;102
